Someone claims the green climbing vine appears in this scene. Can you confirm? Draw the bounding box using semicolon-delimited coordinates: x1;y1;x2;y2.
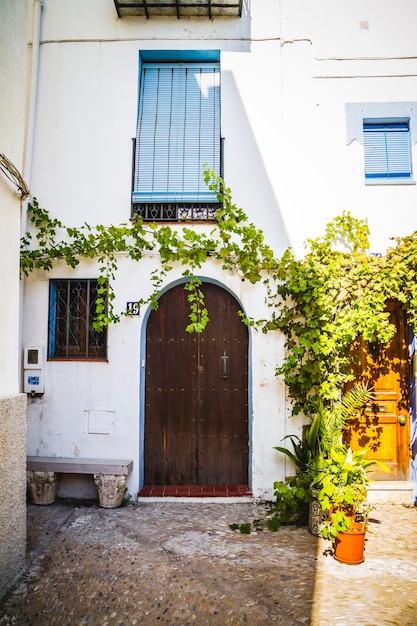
265;213;392;415
20;170;276;332
268;214;417;416
20;169;417;418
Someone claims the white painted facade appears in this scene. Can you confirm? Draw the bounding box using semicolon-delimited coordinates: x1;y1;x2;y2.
0;0;30;598
23;0;417;500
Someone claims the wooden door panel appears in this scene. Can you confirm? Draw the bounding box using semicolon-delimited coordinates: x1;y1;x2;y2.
144;282;248;486
345;302;410;480
198;284;248;484
145;286;198;484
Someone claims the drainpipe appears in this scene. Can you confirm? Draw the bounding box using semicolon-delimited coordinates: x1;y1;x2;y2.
23;0;43;203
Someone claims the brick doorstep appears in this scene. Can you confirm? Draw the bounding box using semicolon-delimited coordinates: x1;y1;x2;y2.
138;485;252;497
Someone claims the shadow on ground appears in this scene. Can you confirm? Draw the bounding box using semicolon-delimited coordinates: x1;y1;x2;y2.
1;500;417;625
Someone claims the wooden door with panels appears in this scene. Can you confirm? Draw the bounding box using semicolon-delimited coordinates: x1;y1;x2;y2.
344;301;410;480
144;282;249;486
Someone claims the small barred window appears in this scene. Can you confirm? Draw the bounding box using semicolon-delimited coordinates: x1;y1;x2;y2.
48;279;107;359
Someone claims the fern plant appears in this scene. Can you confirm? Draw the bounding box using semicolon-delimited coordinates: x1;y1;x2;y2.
271;383;378;533
308;384;391;541
318;382;374;456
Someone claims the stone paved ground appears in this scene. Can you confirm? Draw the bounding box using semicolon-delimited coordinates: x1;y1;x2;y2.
0;500;416;625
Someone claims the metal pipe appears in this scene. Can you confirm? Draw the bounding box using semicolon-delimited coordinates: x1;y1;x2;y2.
19;0;43;393
23;0;43;191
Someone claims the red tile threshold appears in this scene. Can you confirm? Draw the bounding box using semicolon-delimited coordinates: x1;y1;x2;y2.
138;485;252;497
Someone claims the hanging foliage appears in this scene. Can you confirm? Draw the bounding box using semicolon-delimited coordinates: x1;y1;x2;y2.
20;171;275;332
20;171;417;418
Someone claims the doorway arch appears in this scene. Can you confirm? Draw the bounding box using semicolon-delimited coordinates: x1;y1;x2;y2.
143;280;249;486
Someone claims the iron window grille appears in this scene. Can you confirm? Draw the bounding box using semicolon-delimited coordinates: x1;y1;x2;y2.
48;279;107;359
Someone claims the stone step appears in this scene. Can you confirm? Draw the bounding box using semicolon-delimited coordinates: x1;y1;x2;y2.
367;481;415;504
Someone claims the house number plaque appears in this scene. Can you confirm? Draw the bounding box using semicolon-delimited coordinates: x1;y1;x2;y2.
126;302;141;316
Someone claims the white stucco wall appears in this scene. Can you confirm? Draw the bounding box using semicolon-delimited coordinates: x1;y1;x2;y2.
0;0;29;396
23;0;417;500
0;0;29;599
278;0;417;255
24;254;295;500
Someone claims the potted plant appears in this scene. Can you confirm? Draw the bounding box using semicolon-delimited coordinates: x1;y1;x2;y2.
274;382;390;560
271;384;373;536
272;382;390;559
311;446;382;563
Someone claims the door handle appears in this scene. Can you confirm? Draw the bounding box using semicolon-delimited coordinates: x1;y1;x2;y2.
221;351;229;379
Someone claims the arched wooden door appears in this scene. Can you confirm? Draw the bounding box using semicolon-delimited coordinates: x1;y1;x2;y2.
144;282;249;486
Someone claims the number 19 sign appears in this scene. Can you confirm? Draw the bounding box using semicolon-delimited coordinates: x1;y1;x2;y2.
126;301;141;316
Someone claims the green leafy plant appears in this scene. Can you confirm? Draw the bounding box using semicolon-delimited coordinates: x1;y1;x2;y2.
229;522;253;534
21;178;417;420
269;213;398;416
121;491;135;507
270;383;388;538
274;413;321;472
268;474;313;528
295;384;390;541
312;447;389;541
20;172;276;333
317;382;375;456
229;476;313;534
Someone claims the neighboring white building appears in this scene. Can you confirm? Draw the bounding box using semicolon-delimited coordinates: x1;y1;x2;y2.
0;0;32;598
22;0;417;501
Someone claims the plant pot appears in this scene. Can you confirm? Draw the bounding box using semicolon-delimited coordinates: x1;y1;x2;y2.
308;490;327;537
333;521;366;565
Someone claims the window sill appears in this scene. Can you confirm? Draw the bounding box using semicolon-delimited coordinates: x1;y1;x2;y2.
47;358;108;363
365;178;416;186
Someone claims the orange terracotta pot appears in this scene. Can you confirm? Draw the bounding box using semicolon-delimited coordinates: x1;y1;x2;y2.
333;521;367;565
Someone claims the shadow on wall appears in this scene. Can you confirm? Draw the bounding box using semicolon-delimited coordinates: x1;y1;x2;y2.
222;69;292;255
240;0;252;47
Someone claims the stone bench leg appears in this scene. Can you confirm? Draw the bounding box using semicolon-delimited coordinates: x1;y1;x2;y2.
27;470;58;505
94;473;127;508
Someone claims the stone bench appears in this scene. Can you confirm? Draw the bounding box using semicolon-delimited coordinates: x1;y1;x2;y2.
26;457;133;508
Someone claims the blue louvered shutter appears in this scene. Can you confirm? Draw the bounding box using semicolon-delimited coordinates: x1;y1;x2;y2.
133;61;220;204
363;122;412;180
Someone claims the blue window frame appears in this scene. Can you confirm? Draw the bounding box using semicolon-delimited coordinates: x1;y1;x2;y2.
132;50;221;221
363;120;412;182
48;279;107;359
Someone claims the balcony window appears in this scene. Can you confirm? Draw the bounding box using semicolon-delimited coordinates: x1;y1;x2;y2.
132;51;221;221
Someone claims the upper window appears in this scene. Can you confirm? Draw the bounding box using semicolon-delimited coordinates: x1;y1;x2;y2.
48;279;107;360
345;102;417;185
132;51;221;221
363;120;412;183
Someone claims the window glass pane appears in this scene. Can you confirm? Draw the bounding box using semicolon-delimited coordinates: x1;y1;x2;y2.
133;60;220;205
48;279;107;359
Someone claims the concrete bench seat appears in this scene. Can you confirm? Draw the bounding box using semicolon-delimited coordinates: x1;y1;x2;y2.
26;457;133;508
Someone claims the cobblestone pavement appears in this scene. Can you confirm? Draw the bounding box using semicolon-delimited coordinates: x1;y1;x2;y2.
1;499;416;625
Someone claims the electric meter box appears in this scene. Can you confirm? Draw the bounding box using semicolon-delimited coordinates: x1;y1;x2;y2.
24;346;45;394
24;346;44;369
24;369;44;394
